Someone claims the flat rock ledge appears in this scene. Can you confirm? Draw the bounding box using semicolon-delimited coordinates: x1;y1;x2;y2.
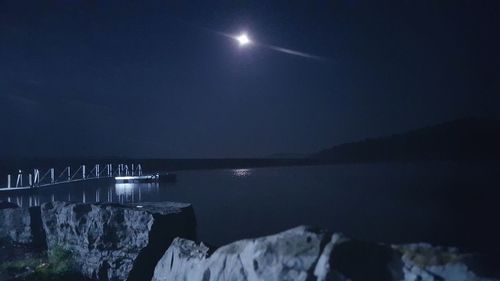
152;226;500;281
0;201;196;281
41;201;196;281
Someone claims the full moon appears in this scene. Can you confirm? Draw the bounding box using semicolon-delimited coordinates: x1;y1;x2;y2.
236;33;251;46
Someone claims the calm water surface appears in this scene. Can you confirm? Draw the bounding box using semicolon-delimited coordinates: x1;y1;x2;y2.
1;163;499;252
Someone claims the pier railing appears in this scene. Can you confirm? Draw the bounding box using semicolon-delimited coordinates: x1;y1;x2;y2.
2;163;143;190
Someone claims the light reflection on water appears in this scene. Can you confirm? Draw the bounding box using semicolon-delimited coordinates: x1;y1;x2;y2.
2;169;255;209
2;182;160;207
232;168;253;177
2;164;500;252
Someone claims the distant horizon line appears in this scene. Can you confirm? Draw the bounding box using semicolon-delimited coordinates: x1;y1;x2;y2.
1;117;498;161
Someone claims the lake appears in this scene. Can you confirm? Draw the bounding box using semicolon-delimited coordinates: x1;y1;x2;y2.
1;163;499;254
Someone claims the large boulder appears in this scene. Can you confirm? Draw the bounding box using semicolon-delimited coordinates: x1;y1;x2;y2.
40;201;196;281
395;243;500;281
152;226;332;281
0;202;45;247
152;226;500;281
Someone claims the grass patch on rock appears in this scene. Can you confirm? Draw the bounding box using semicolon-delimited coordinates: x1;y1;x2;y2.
1;246;90;281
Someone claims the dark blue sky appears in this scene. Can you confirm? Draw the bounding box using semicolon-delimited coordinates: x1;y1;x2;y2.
1;0;499;158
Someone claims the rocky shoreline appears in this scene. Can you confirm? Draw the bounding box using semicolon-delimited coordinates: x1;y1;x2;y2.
1;201;498;281
0;201;196;281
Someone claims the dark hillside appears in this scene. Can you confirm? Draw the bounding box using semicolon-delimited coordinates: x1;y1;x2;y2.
314;119;500;162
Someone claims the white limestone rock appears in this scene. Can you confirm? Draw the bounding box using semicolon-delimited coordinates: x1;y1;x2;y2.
152;226;500;281
152;226;329;281
41;201;196;281
396;243;499;281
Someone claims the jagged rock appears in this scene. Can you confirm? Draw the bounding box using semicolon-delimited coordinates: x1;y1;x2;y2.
0;202;44;247
152;226;330;281
40;201;196;281
152;238;210;281
395;244;500;281
152;226;500;281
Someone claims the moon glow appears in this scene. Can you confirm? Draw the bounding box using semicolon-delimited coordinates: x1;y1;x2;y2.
236;33;251;46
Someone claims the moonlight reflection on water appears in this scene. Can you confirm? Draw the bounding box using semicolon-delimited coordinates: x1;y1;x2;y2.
232;168;253;177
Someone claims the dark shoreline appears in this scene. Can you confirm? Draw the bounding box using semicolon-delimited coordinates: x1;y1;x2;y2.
2;201;499;281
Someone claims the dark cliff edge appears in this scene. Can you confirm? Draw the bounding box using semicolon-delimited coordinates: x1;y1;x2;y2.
313;119;500;163
127;204;196;281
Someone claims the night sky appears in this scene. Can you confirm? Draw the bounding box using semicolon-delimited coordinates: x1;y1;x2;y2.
1;0;499;158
